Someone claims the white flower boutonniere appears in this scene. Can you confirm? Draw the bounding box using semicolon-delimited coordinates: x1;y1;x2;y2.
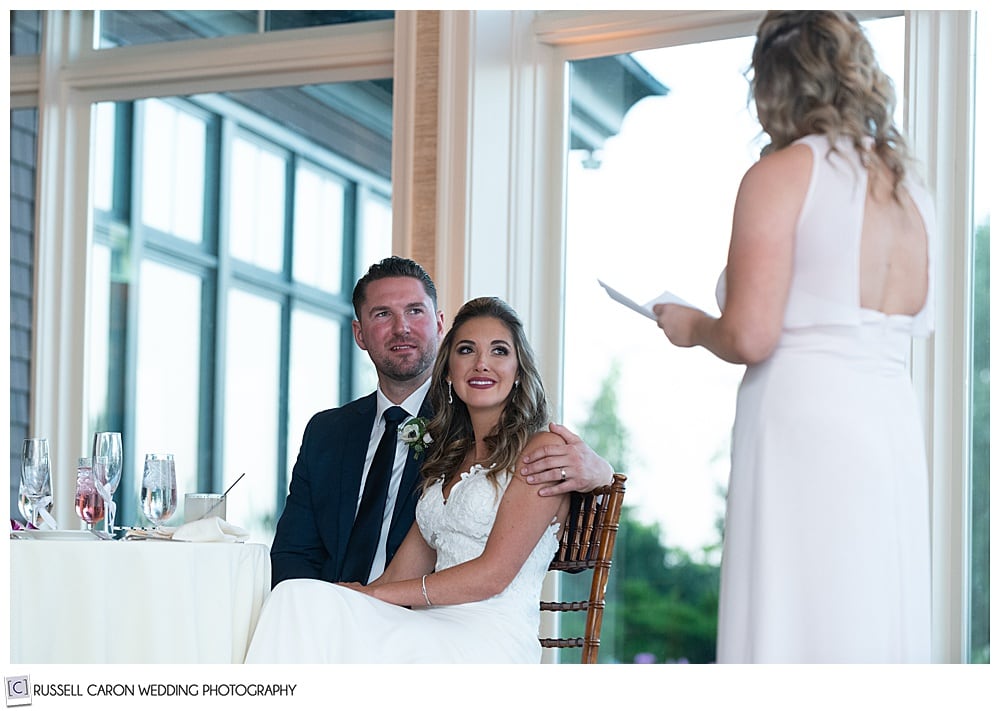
398;417;433;458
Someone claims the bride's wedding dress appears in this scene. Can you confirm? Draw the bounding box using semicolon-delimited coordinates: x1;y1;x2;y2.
245;464;559;663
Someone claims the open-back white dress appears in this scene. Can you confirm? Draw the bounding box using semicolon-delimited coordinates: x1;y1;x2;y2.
716;134;935;663
245;465;559;663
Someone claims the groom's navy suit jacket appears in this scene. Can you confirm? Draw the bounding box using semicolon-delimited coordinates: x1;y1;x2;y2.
270;392;433;588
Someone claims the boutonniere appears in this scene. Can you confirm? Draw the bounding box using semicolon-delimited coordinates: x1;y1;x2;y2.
398;417;433;458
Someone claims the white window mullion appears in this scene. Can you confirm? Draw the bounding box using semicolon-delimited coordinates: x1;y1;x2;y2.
906;9;977;663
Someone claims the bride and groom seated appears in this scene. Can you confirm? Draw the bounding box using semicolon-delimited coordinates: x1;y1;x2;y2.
247;258;614;663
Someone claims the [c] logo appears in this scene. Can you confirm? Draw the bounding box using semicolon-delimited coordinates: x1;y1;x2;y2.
5;676;31;707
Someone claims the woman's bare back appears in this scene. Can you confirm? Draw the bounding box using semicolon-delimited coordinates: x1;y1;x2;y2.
859;159;929;316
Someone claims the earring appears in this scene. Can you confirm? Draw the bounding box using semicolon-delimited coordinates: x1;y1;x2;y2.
515;379;520;388
447;381;453;404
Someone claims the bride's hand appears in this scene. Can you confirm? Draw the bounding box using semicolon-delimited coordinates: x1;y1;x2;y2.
341;579;413;608
337;581;374;596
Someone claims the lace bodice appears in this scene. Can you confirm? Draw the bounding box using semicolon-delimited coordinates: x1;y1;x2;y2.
415;464;560;617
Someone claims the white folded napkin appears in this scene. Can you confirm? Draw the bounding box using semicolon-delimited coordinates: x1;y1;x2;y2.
171;517;249;542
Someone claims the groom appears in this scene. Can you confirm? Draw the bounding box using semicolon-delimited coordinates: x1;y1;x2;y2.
270;256;614;588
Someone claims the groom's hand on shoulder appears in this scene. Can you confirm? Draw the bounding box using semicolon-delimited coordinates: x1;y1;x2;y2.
519;422;615;496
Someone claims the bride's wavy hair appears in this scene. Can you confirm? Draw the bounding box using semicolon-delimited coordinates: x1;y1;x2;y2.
749;10;912;200
421;297;549;493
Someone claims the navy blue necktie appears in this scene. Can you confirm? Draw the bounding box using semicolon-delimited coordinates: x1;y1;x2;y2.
341;406;408;583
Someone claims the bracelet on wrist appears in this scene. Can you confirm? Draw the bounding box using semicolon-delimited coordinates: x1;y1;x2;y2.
421;574;432;606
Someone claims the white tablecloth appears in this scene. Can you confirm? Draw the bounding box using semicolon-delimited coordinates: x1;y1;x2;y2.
9;539;271;663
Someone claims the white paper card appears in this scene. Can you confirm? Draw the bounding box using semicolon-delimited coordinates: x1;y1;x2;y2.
598;280;698;320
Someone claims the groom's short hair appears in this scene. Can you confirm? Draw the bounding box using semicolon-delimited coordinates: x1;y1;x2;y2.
352;256;438;319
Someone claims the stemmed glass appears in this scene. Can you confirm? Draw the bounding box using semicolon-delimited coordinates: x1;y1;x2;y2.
74;457;106;532
92;432;123;537
141;453;177;528
20;438;56;529
17;479;52;528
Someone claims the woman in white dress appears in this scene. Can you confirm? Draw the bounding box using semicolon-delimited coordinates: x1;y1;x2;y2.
245;297;570;663
653;11;933;662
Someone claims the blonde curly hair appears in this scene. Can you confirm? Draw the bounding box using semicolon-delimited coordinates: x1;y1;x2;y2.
750;10;912;200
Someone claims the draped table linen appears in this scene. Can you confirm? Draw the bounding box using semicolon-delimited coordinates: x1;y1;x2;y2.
10;539;270;663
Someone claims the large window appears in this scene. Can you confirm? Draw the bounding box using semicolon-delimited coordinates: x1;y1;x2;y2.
89;88;392;542
561;15;933;664
563;35;755;663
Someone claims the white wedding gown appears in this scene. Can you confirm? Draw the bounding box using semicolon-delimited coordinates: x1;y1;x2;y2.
245;465;559;663
716;134;934;662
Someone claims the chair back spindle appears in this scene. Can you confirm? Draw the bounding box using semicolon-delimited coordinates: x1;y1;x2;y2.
539;473;626;663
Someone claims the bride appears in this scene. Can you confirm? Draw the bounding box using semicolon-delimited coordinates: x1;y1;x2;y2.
245;296;570;663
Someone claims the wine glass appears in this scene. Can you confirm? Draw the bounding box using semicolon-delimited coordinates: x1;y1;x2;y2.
21;438;55;529
141;453;177;528
74;457;106;532
17;479;52;528
16;481;32;522
92;432;123;536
